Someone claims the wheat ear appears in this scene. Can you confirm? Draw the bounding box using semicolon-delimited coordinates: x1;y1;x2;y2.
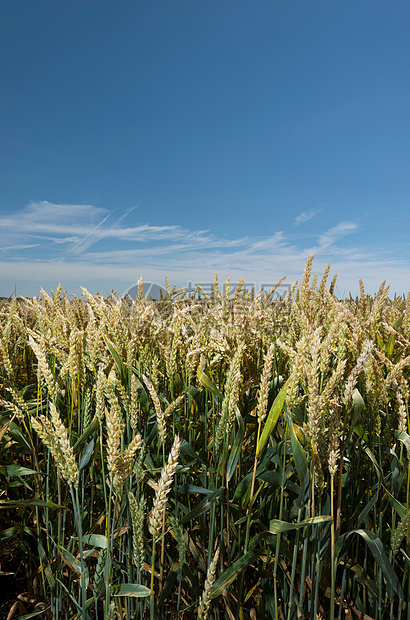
149;435;181;540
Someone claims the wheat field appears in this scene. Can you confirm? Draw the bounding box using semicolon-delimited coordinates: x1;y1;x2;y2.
1;256;410;619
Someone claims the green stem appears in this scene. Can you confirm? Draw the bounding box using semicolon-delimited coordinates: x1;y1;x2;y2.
150;537;156;620
274;428;288;620
286;507;303;620
330;474;336;620
105;487;113;617
71;485;87;619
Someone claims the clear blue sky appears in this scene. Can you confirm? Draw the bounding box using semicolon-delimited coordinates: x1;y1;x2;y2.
1;0;410;298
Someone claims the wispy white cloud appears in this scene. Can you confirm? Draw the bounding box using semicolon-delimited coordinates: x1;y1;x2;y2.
0;201;106;237
2;250;409;300
294;209;321;225
0;244;40;251
0;201;407;298
0;201;199;251
317;221;357;249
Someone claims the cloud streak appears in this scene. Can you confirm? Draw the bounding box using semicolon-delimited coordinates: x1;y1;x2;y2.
0;201;406;298
294;209;321;225
317;221;358;249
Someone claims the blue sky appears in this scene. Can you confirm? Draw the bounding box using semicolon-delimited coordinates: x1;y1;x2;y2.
1;0;410;298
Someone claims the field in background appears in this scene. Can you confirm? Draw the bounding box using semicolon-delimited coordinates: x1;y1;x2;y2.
1;256;410;619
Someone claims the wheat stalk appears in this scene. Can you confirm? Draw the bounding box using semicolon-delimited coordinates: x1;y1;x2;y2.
149;435;181;540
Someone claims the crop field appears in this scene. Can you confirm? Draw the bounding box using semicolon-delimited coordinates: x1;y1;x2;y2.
2;256;410;619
